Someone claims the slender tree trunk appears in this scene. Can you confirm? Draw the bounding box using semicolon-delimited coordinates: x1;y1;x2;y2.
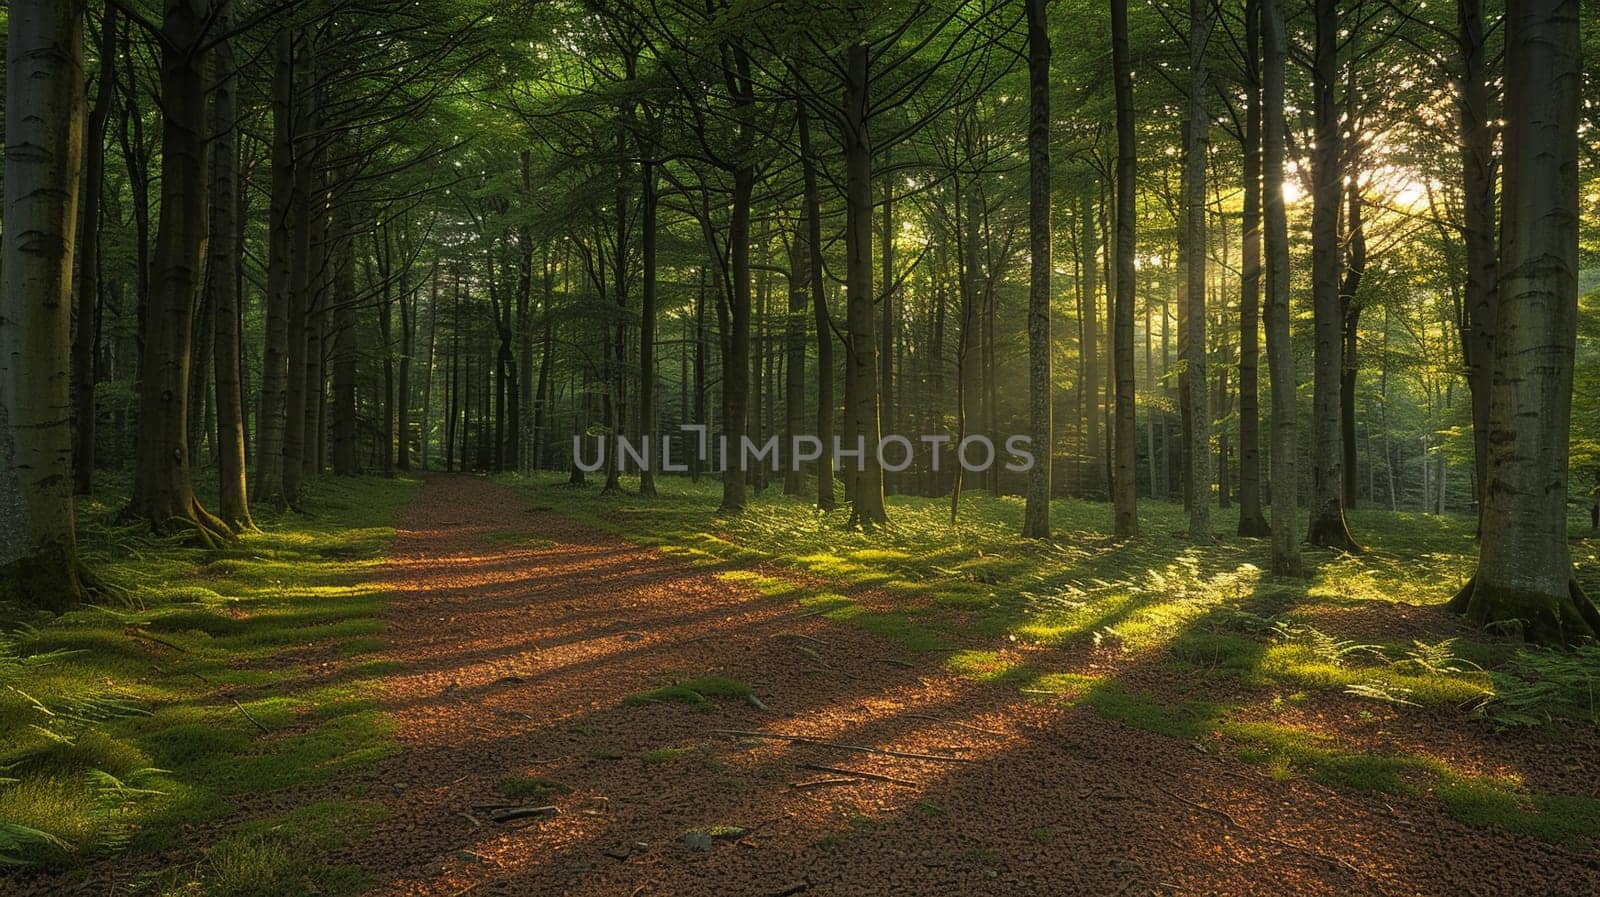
1262;0;1301;575
72;3;117;496
1457;0;1498;528
1023;0;1052;539
209;1;251;530
330;184;359;476
1;0;91;608
785;212;808;497
1305;0;1359;551
1451;0;1598;643
842;44;886;527
1079;192;1101;498
281;33;315;506
129;0;228;540
1237;0;1270;536
638;145;659;497
1182;0;1212;539
255;29;293;508
1339;181;1367;509
1111;0;1139;537
798;105;837;511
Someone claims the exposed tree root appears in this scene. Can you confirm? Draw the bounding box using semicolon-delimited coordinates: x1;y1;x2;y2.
1445;574;1600;645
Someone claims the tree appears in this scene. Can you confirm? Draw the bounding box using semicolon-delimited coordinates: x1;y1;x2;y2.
1182;0;1212;539
1021;0;1052;540
1304;0;1359;552
1235;0;1269;538
1448;0;1600;644
208;0;254;531
1;0;91;610
1262;0;1301;576
127;0;231;541
1109;0;1138;539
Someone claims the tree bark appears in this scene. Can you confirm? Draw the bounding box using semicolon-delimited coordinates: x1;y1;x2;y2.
639;141;659;497
255;28;294;509
209;0;251;531
1236;0;1270;537
1450;0;1599;643
1262;0;1302;575
1305;0;1359;552
1457;0;1498;527
842;44;886;528
798;106;836;511
72;3;117;496
1;0;91;609
1111;0;1139;538
1022;0;1052;540
128;0;229;541
1183;0;1213;539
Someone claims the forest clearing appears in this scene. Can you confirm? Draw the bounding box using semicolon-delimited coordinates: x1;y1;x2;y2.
3;0;1600;894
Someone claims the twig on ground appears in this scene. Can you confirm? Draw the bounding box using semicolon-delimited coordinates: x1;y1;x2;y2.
796;763;920;787
1158;786;1372;882
712;729;970;763
484;805;560;823
231;699;270;734
125;627;193;654
789;777;859;790
875;658;916;668
458;811;481;827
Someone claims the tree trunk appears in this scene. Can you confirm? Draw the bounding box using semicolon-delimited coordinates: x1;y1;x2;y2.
1022;0;1052;539
1262;0;1302;575
1236;0;1270;537
330;183;359;476
1305;0;1359;552
798;106;836;511
1183;0;1212;539
209;1;251;531
1457;0;1498;527
1450;0;1599;643
1339;181;1366;510
255;28;294;509
1079;191;1101;498
72;3;117;496
281;32;315;505
1;0;91;609
842;44;885;528
785;210;808;497
1110;0;1139;538
129;0;228;541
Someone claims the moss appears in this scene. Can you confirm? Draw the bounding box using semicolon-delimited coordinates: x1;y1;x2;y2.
626;676;755;708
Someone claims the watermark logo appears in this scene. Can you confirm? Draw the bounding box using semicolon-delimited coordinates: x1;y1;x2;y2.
572;425;1036;473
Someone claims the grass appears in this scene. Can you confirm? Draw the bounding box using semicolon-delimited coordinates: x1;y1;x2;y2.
0;473;415;885
504;472;1600;848
625;675;760;710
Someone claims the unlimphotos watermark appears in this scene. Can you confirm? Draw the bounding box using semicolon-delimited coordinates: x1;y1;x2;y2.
572;425;1036;474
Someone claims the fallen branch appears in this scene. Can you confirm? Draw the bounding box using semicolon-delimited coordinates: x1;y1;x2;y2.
712;729;970;763
797;763;920;787
874;658;915;669
789;777;859;790
485;805;560;823
231;699;270;734
125;627;192;654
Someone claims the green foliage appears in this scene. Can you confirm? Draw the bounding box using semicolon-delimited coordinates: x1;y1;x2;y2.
625;676;759;710
1485;647;1600;727
0;476;414;874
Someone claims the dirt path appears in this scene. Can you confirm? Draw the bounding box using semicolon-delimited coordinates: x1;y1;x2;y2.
345;476;1598;896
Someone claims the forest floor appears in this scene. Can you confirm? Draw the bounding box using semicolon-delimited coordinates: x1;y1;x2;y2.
6;474;1600;895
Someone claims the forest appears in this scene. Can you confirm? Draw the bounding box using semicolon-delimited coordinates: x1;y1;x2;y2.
2;0;1599;894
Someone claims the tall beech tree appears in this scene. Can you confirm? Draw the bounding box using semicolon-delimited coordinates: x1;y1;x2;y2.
1;0;91;609
1448;0;1600;643
128;0;231;540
